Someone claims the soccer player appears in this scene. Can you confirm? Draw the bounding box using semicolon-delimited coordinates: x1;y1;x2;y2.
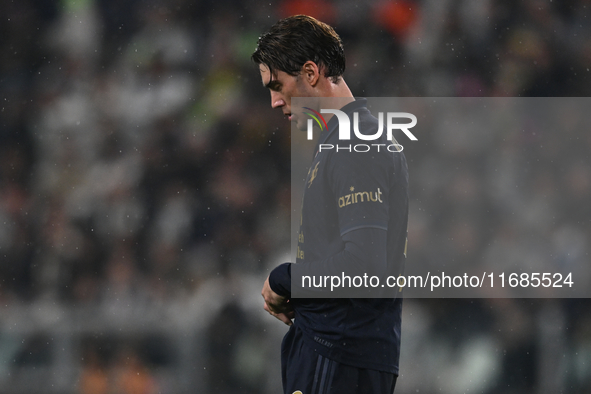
253;15;409;394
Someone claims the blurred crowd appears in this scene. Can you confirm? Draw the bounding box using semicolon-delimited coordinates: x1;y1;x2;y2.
1;0;590;393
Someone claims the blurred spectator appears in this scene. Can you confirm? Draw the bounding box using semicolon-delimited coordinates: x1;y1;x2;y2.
111;347;158;394
78;347;109;394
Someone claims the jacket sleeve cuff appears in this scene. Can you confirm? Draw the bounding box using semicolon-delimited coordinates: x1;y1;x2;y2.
268;263;291;297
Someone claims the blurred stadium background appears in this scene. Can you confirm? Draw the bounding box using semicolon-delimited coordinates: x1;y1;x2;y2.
1;0;590;393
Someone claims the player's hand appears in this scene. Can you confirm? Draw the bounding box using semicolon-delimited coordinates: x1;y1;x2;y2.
262;276;294;326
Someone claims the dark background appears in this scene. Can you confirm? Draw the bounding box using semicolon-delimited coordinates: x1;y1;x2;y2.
0;0;590;393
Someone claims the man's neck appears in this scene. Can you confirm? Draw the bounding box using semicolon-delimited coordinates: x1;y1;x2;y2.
317;78;355;123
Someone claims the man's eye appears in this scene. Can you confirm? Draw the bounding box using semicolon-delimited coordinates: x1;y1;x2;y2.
268;82;281;92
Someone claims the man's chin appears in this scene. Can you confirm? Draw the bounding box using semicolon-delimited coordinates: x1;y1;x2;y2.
289;115;305;131
293;119;308;131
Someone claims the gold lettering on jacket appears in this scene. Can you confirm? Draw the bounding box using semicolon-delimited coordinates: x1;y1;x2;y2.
338;187;383;208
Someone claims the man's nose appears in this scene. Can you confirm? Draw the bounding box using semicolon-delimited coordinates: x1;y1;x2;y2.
271;92;285;109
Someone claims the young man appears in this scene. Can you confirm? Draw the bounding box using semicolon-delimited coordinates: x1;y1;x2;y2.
253;15;408;394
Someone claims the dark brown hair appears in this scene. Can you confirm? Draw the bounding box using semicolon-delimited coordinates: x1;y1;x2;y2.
252;15;345;83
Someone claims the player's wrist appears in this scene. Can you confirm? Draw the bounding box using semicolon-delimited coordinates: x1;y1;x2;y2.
269;262;291;297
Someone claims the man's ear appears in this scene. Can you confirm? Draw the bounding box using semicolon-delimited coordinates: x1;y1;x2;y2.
302;61;320;87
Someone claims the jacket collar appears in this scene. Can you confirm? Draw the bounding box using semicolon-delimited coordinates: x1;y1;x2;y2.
317;97;367;147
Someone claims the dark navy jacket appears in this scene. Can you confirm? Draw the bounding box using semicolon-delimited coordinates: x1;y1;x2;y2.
270;98;409;374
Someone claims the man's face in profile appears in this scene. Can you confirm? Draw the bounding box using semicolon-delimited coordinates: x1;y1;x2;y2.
259;63;314;131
